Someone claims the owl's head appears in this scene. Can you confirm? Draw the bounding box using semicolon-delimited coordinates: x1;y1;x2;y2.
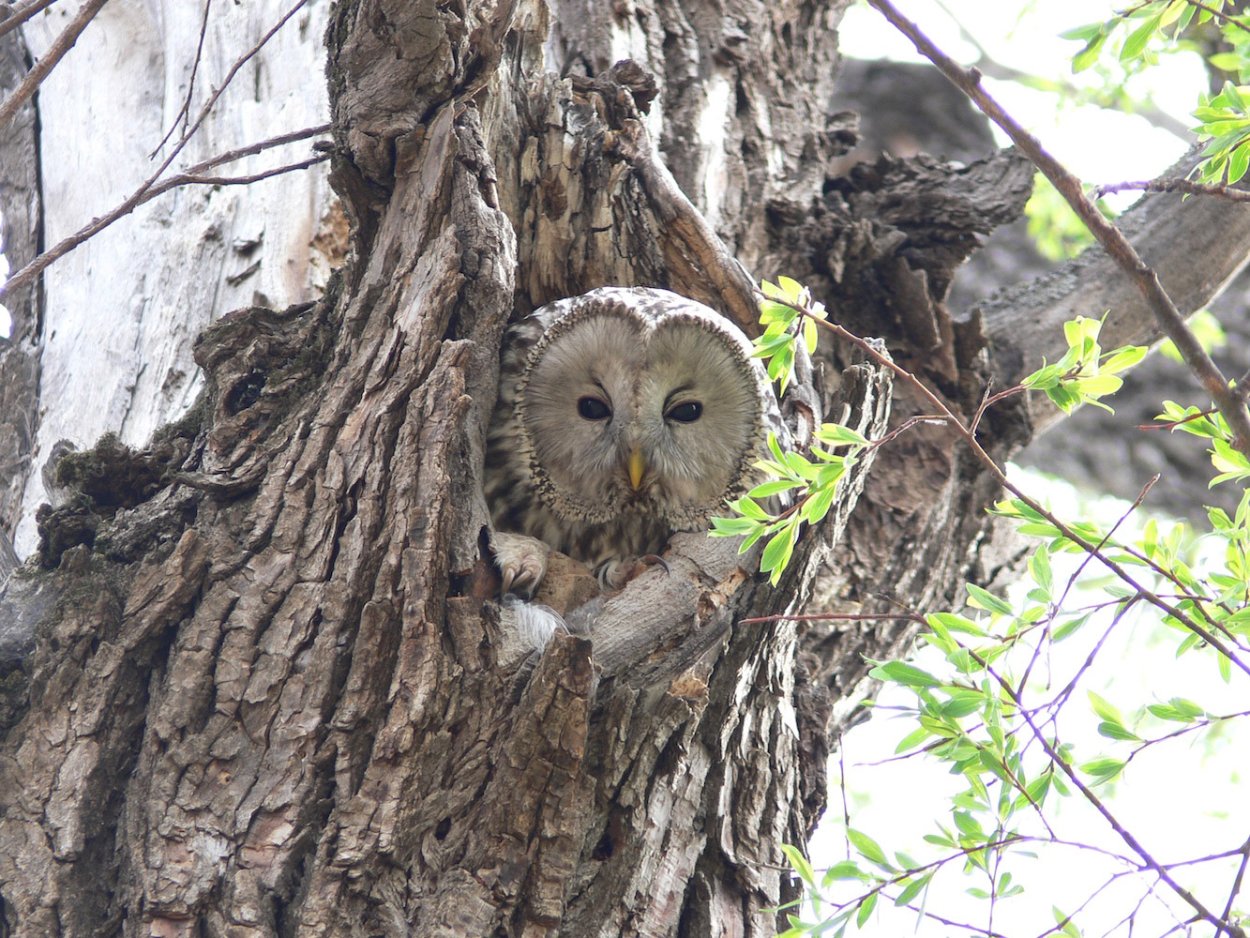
514;288;775;528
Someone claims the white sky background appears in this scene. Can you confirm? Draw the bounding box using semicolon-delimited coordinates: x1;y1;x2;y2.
816;2;1249;937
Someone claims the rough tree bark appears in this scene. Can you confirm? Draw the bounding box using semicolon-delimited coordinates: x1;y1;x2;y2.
2;1;1250;937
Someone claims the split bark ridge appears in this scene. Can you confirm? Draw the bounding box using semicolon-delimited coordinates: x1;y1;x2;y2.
1;0;1248;935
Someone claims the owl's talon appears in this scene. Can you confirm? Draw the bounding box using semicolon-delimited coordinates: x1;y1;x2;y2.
491;532;551;598
639;553;670;575
597;554;668;591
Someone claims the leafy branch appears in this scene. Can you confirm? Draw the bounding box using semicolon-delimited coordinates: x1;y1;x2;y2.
721;275;1250;936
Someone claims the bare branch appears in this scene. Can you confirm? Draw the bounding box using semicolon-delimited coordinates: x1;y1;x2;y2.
0;0;109;129
1096;177;1250;202
0;0;58;42
150;0;214;157
156;154;328;193
182;122;330;175
1217;837;1250;938
0;0;317;302
161;0;310;161
866;0;1250;458
0;148;327;301
1183;0;1250;33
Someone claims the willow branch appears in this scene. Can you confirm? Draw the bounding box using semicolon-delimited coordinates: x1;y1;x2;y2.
1096;177;1250;203
866;0;1250;458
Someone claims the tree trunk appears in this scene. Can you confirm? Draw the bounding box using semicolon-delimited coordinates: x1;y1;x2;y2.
5;0;337;557
2;1;1249;936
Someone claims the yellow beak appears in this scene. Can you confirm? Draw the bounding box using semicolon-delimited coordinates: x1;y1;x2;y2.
628;447;646;491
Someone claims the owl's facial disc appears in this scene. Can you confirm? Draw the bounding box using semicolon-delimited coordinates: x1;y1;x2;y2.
520;307;762;527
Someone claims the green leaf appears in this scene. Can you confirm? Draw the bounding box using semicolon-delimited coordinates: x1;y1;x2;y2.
708;516;759;537
1023;773;1051;807
777;276;804;303
761;524;797;584
894;872;931;907
802;484;838;525
953;811;984;838
894;725;934;754
1147;697;1205;722
758;300;794;324
823;860;866;884
1072;374;1123;398
802;317;818;355
1229;140;1250;185
1071;29;1108;73
1208;52;1244;73
780;843;815;888
1048;378;1088;413
816;423;869;447
1100;345;1147;374
1029;547;1053;594
1022;362;1063;389
1087;690;1123;725
1080;757;1125;782
855;892;877;928
1120;14;1161;62
748;479;805;499
869;660;943;689
1097;721;1142;742
966;583;1013;616
1059;22;1103;41
847;829;889;868
926;611;986;636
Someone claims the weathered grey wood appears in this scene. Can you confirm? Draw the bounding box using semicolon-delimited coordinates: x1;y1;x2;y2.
10;0;336;557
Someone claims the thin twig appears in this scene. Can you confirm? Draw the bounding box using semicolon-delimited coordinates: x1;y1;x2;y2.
984;657;1245;937
150;0;214;157
0;0;58;42
154;154;328;193
182;122;330;175
1182;0;1250;33
0;0;316;302
929;0;1191;140
866;0;1250;458
786;294;1250;680
1095;178;1250;203
0;151;327;303
1216;837;1250;938
0;0;110;129
738;611;924;625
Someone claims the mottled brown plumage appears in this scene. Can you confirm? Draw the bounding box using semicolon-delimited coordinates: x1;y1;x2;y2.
485;287;780;593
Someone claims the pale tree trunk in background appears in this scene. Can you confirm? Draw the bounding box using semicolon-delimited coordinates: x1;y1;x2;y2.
1;1;1250;936
4;0;336;556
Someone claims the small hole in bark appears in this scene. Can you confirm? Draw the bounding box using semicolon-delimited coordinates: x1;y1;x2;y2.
591;830;614;860
225;371;266;414
435;816;451;840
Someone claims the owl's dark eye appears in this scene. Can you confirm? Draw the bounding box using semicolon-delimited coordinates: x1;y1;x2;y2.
577;396;612;421
666;401;703;423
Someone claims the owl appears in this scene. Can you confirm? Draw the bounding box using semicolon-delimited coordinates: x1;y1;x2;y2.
485;286;781;596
